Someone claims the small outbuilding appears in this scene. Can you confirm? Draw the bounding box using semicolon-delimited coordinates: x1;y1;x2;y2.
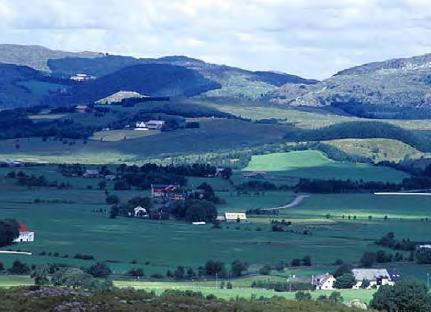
224;212;248;223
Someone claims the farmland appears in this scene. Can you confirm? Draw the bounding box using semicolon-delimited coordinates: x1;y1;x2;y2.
242;150;409;182
0;164;430;284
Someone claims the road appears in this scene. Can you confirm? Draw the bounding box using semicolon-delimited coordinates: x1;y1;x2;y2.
262;194;310;211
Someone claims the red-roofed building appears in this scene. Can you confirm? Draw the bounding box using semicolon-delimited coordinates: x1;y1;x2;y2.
14;223;35;242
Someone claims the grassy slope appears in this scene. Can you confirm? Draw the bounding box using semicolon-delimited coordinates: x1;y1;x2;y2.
197;100;431;130
324;138;430;163
0;119;288;164
242;150;408;182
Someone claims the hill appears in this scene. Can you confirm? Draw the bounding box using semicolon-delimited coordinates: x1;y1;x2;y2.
0;63;69;109
50;64;221;105
267;53;431;119
49;54;317;99
0;44;102;72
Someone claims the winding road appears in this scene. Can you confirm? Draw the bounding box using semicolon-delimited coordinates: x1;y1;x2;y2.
262;194;310;211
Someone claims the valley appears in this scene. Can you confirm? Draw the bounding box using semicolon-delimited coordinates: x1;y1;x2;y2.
1;44;431;309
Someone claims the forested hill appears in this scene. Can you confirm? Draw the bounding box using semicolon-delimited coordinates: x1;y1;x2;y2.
284;121;431;153
49;64;222;105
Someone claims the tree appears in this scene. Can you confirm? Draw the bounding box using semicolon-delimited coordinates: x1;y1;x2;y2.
361;279;370;289
109;205;119;219
328;291;344;303
31;265;50;286
51;268;93;289
87;262;112;278
98;181;107;190
302;255;312;266
204;260;226;277
8;260;30;275
332;263;353;278
173;266;185;280
106;194;119;205
128;268;145;278
259;265;271;275
371;280;431;312
416;248;431;264
230;260;248;277
0;219;19;247
334;273;356;289
360;251;376;268
183;200;217;223
295;291;312;301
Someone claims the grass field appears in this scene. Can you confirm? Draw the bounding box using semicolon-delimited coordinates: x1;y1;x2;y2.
242;150;408;182
0;275;34;288
114;279;375;303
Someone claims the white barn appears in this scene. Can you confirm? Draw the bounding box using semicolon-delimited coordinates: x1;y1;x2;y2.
224;212;248;223
14;224;34;243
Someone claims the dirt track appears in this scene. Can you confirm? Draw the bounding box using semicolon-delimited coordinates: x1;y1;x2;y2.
262;194;310;211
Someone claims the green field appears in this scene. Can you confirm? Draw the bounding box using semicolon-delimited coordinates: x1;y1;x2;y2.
242;150;408;182
114;279;375;303
0;275;34;288
0;165;430;286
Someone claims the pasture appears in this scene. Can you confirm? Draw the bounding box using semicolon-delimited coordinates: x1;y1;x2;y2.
0;165;430;284
0;119;288;164
242;150;409;182
114;279;375;303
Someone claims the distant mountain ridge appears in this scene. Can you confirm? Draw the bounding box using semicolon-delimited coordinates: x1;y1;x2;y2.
268;53;431;119
0;44;102;72
0;44;317;104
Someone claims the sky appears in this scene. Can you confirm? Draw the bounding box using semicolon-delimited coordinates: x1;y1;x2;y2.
0;0;431;79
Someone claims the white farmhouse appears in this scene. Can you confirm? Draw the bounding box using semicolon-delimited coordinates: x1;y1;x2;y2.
135;121;148;130
14;224;34;242
312;273;336;290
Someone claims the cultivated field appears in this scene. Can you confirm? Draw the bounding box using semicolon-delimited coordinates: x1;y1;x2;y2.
242;150;408;182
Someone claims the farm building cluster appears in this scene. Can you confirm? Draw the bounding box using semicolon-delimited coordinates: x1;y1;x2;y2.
312;268;398;290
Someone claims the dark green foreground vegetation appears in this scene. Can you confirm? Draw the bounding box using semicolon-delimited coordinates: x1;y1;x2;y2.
0;287;359;312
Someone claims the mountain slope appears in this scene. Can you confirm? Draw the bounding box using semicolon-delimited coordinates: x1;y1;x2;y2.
51;63;221;105
268;53;431;118
48;54;317;99
0;63;69;108
0;44;102;72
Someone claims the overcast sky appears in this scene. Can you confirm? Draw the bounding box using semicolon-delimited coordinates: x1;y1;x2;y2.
0;0;430;79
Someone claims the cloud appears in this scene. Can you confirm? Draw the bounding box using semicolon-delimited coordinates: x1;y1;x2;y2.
0;0;430;79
